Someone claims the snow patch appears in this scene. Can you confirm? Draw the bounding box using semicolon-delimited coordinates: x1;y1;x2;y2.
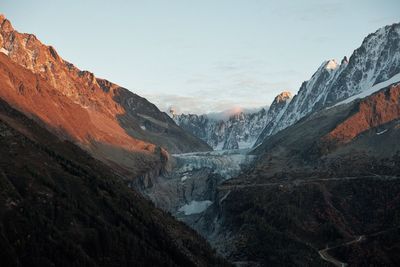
140;125;146;130
178;200;212;215
334;72;400;107
181;175;188;182
376;129;388;135
0;48;9;55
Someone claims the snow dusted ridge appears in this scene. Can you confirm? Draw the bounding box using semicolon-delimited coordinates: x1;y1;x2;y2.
174;23;400;151
173;107;272;150
255;22;400;145
334;72;400;107
173;92;292;150
254;91;292;146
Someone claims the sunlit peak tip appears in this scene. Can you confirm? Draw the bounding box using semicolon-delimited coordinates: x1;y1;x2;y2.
325;59;339;70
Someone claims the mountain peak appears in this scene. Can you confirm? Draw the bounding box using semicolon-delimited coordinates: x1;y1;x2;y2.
0;14;14;33
341;56;349;65
324;59;339;70
274;91;292;103
0;14;6;24
256;22;400;143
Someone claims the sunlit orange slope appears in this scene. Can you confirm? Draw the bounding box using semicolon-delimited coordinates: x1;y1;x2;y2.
0;15;210;178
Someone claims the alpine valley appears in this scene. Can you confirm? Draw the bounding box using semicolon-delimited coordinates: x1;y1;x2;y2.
0;11;400;267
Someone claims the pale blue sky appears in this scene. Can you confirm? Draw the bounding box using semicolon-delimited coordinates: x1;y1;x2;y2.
2;0;399;114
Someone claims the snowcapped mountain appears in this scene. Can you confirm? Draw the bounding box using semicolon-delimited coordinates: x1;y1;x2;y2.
172;108;268;150
172;110;259;150
173;92;292;150
255;22;400;145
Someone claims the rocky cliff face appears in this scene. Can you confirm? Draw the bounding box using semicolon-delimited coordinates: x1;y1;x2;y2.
173;96;287;151
0;15;210;178
322;83;400;148
256;22;400;144
172;110;267;150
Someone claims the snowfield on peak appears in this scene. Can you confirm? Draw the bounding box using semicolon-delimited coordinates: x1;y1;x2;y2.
333;72;400;107
174;92;293;151
254;22;400;146
173;107;272;150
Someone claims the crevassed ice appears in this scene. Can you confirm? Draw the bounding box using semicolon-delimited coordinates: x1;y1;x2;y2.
173;149;255;180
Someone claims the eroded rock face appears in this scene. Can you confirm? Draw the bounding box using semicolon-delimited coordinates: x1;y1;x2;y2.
323;84;400;146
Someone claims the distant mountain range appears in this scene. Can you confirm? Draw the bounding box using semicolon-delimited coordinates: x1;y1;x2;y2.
172;91;291;150
173;23;400;153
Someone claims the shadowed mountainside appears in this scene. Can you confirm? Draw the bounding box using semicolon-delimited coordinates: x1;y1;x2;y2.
0;97;227;267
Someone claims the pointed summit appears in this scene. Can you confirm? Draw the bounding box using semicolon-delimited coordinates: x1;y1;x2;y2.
325;59;338;70
0;14;14;33
0;14;6;23
341;56;349;65
273;91;292;104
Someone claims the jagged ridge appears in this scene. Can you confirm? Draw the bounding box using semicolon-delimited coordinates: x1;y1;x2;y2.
255;22;400;145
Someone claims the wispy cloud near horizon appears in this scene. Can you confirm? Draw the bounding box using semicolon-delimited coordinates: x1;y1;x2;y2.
144;92;271;115
147;59;299;114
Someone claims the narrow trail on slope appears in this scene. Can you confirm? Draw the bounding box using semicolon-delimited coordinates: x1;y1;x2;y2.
217;176;400;191
318;235;365;267
318;227;400;266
